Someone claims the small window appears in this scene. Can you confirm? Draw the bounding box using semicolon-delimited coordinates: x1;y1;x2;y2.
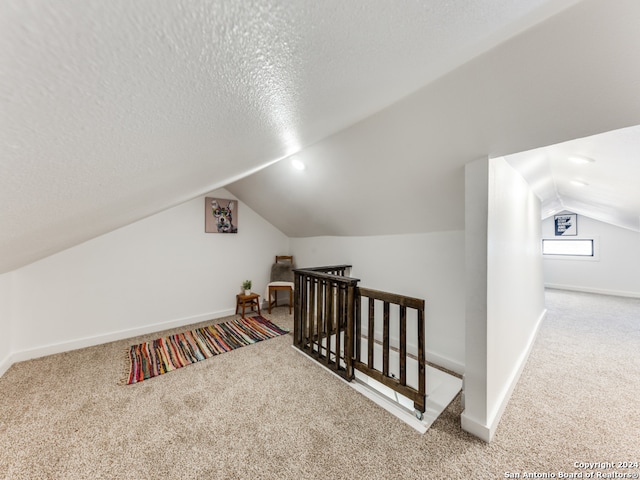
542;239;594;256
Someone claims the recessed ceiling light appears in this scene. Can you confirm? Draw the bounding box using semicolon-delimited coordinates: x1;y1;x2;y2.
570;180;589;187
291;158;306;171
569;155;595;164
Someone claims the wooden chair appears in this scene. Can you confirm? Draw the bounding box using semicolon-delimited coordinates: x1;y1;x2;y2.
265;256;294;314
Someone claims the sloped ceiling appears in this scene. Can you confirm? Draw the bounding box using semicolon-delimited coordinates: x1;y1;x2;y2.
505;125;640;232
0;0;578;274
2;0;638;275
227;0;640;237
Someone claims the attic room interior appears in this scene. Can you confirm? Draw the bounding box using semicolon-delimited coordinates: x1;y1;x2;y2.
1;0;639;478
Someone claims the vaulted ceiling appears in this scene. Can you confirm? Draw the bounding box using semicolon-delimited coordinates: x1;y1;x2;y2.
2;0;640;274
227;0;640;237
506;125;640;232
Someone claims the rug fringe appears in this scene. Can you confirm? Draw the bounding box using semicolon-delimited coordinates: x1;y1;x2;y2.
117;349;133;386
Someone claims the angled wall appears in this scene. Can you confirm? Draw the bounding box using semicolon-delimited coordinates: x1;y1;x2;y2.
6;189;289;366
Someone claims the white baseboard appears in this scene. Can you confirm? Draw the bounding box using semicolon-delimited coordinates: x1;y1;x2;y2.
9;308;236;365
461;308;547;443
460;411;492;442
0;353;12;379
545;283;640;299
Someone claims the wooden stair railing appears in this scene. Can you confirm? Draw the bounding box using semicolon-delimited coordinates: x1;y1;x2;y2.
354;287;426;416
293;266;358;380
293;265;427;418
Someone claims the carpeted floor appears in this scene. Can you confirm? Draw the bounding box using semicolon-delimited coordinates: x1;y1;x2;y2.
0;289;638;479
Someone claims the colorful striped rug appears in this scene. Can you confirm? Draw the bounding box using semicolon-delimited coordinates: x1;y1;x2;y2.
125;315;288;384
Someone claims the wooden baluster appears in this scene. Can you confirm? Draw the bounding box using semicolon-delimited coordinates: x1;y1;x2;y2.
345;283;355;380
300;275;304;348
335;283;342;370
316;279;323;358
399;305;407;386
382;301;390;377
354;288;361;363
417;307;426;412
310;277;317;354
293;273;299;347
309;276;313;351
325;281;332;366
367;297;374;369
297;275;303;348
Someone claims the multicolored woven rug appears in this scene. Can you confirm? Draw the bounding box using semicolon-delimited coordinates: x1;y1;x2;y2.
125;315;288;384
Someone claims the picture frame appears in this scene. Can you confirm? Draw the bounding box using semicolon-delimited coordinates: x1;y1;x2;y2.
554;213;577;236
205;197;238;233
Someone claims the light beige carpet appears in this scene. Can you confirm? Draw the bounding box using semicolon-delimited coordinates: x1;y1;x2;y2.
1;289;638;479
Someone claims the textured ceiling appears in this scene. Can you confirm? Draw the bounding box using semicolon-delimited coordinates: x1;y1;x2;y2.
227;0;640;238
0;0;575;273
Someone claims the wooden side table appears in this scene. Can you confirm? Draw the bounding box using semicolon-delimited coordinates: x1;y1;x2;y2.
235;292;261;318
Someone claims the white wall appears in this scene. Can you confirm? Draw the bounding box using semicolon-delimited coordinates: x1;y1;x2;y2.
7;188;289;364
543;214;640;297
462;158;489;437
462;157;545;442
290;231;466;374
0;272;12;376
